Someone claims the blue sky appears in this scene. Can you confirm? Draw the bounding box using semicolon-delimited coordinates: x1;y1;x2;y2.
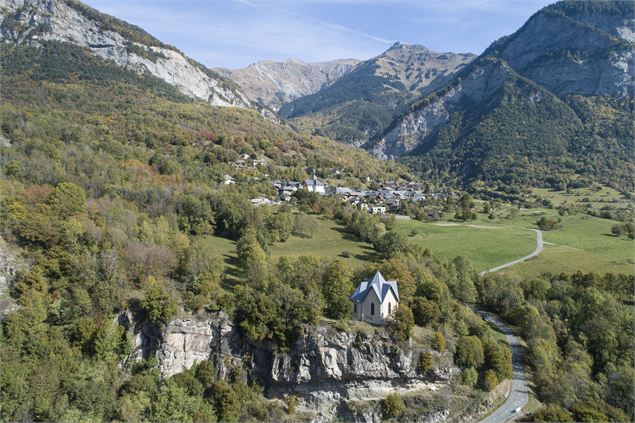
84;0;555;69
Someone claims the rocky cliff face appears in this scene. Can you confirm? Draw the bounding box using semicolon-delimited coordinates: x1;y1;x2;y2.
215;58;360;111
487;2;635;97
122;312;457;422
0;0;256;109
0;236;20;318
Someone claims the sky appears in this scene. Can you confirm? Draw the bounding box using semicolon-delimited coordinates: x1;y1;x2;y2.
83;0;556;69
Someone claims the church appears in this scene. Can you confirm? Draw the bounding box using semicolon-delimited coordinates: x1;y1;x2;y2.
350;271;399;325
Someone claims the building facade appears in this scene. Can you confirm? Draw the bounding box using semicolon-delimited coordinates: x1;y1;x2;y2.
350;271;399;325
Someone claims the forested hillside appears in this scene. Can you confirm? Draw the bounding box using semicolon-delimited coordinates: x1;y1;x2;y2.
372;0;634;193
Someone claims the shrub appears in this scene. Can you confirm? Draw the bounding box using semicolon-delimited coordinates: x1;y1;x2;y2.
383;393;406;418
483;369;499;392
433;331;446;352
460;367;478;386
417;352;434;374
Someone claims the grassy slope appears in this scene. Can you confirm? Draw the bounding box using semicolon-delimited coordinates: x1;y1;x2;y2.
396;205;633;276
394;220;536;272
206;215;376;288
210;209;633;283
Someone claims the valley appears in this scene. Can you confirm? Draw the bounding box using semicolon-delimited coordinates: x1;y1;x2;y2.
0;0;632;422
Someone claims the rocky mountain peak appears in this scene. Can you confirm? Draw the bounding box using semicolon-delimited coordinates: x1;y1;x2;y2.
215;58;360;110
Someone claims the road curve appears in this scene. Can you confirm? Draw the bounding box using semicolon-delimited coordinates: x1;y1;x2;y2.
479;229;543;276
476;310;529;423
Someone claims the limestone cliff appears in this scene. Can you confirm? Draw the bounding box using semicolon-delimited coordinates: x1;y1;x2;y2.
0;0;257;110
122;312;459;422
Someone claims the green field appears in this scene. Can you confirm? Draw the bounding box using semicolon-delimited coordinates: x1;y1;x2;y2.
207;215;375;285
393;220;536;272
395;207;633;276
208;209;633;283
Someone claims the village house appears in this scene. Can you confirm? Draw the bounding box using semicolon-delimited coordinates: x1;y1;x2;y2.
350;271;399;325
303;176;328;195
370;205;386;215
223;174;235;185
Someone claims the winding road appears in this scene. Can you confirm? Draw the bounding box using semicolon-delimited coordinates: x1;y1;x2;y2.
475;227;543;422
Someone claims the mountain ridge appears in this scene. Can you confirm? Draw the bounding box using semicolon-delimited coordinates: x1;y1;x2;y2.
372;0;634;191
278;42;476;145
214;58;360;111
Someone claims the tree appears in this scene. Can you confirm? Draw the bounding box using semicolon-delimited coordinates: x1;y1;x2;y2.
536;216;562;231
387;304;414;342
455;336;484;368
483;338;512;380
378;258;417;303
532;405;574;422
48;182;86;218
322;260;353;320
180;238;224;310
383;393;406;418
175;193;215;235
411;297;440;327
141;278;178;325
236;229;267;281
210;381;240;422
292;213;315;239
373;231;410;259
266;210;292;242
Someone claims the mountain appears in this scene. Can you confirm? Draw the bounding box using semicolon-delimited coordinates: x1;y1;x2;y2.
215;58;360;111
373;0;634;191
0;0;264;112
279;42;475;145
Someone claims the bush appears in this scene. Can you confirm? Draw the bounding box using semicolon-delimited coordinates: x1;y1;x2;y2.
483;369;499;392
417;352;434;374
460;367;478;386
433;331;446;352
383;393;406;418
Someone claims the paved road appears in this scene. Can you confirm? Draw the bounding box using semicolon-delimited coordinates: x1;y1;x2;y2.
479;229;543;276
476;310;529;423
475;228;543;422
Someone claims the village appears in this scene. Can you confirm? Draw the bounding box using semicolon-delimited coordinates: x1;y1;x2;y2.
222;154;454;216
